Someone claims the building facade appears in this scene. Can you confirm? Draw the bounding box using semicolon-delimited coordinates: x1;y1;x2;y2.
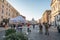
40;16;44;24
54;13;60;26
0;0;20;22
38;19;41;23
51;0;60;25
42;10;51;24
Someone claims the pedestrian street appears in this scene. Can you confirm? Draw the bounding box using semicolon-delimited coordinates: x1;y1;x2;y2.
28;25;60;40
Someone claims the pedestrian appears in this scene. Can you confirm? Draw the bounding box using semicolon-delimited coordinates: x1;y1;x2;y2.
19;24;23;32
44;23;49;35
33;24;35;29
13;24;16;28
27;24;30;32
16;24;23;32
39;23;43;34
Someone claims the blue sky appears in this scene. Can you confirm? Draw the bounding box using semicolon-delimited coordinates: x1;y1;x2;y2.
7;0;51;20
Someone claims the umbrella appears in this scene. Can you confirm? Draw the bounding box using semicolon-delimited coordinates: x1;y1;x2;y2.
9;16;26;24
15;16;26;23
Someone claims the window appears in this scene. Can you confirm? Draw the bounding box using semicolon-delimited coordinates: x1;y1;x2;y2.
59;13;60;15
7;3;9;6
58;0;60;1
2;9;4;14
1;16;3;18
57;16;58;18
2;5;4;8
7;3;10;7
9;13;10;16
2;0;4;2
6;12;8;15
6;8;8;10
54;6;55;11
2;5;4;14
8;5;10;7
9;9;10;11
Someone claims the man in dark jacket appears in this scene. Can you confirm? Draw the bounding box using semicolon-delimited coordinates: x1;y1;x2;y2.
39;23;43;34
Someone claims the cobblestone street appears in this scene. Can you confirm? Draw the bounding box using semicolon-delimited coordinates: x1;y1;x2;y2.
0;30;5;40
0;25;60;40
28;25;60;40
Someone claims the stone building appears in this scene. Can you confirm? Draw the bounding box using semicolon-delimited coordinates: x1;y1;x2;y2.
50;0;60;25
41;10;51;24
0;0;20;22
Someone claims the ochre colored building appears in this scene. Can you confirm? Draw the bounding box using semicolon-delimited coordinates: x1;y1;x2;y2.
0;0;20;22
51;0;60;25
41;10;51;24
40;16;44;24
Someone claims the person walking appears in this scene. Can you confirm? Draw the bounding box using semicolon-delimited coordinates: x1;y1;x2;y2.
44;23;49;35
27;24;30;32
39;23;43;34
33;24;35;29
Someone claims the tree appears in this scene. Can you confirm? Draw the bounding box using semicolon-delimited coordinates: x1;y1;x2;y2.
5;33;28;40
5;29;28;40
5;29;16;36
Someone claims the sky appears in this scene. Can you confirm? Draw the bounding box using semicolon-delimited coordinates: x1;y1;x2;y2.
7;0;51;20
